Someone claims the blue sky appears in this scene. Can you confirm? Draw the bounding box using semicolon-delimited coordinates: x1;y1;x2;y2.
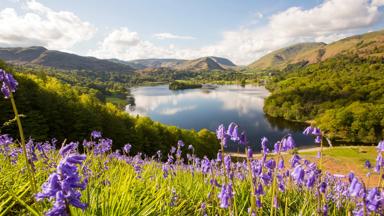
0;0;383;64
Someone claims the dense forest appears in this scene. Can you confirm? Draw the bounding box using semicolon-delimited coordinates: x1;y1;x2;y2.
0;61;219;158
264;55;384;143
168;81;202;90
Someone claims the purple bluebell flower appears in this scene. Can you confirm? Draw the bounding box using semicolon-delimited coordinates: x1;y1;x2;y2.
348;172;355;183
261;137;269;154
312;128;321;136
366;188;382;212
177;140;184;148
306;172;316;188
36;148;87;215
277;160;284;170
224;155;231;173
239;131;247;145
0;134;13;157
217;151;223;162
348;177;362;197
247;146;253;159
167;154;174;164
0;69;18;98
82;140;94;149
156;150;162;159
201;202;207;216
374;154;382;173
273;142;280;153
218;184;233;209
303;126;314;135
176;148;182;158
255;183;264;196
201;157;211;174
319;182;327;193
290;154;301;167
93;138;112;155
265;159;276;170
226;122;236;136
376;140;384;152
231;125;240;141
188;145;194;151
90;130;102;139
286;134;296;151
291;165;305;184
123;143;132;154
59;142;78;157
216;124;226;140
170;146;176;154
365;160;372;169
0;134;13;146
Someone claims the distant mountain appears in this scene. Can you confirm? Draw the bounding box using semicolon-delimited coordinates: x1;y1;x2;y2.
113;56;236;71
248;42;326;70
174;57;225;71
0;46;237;73
248;29;384;70
0;46;134;73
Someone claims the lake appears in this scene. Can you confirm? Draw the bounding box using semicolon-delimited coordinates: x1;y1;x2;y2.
126;85;315;152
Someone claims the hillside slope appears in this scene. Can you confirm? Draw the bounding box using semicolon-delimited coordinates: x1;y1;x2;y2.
116;56;236;71
249;29;384;70
0;46;135;73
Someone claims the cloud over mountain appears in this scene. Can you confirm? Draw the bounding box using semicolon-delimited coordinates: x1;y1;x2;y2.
0;0;96;49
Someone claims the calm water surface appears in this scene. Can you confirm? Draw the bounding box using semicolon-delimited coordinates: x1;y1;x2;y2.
126;85;315;152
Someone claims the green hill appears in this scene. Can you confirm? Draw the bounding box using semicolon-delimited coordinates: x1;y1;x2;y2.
249;29;384;70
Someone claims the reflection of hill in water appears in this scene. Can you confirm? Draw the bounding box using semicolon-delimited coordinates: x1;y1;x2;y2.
265;115;307;132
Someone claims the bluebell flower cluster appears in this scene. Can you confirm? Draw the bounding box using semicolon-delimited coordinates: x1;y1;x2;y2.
0;69;18;98
36;143;87;216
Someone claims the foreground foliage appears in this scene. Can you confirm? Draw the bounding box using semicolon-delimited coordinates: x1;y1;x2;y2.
264;55;384;143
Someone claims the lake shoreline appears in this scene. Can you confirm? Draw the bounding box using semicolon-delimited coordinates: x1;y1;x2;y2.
228;145;376;158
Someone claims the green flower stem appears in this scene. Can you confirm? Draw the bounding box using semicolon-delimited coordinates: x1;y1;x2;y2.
9;91;37;194
378;152;383;188
270;146;281;216
246;148;256;214
220;145;233;214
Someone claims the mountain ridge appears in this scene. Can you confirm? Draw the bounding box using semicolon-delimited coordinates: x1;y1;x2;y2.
248;29;384;70
0;46;237;73
0;46;135;73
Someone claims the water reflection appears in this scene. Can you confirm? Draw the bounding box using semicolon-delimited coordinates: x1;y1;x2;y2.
126;85;314;151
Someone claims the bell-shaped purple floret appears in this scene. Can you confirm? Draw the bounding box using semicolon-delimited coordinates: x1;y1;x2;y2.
291;165;305;184
303;126;314;135
226;122;236;136
247;146;253;159
177;140;185;148
376;140;384;152
239;131;247;145
261;137;269;155
265;159;276;170
59;142;78;157
231;125;240;141
90;130;102;139
0;70;18;99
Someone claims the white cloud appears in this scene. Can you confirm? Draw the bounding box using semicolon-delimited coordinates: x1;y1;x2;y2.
0;0;96;49
204;0;384;64
372;0;384;7
90;0;384;65
89;27;197;60
153;33;195;40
